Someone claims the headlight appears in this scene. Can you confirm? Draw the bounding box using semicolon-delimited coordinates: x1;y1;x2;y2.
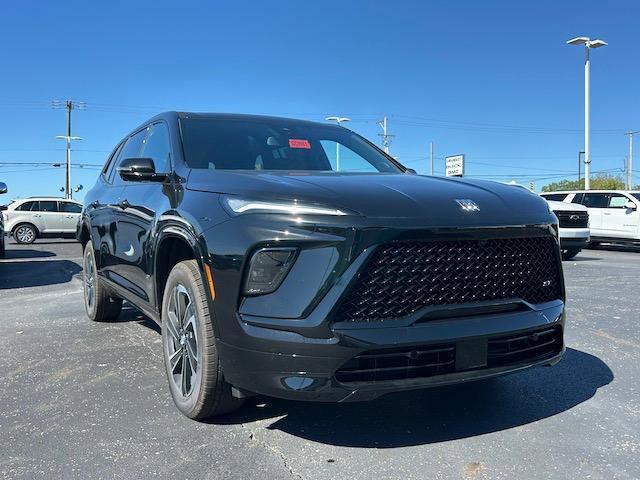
223;196;352;216
244;247;298;295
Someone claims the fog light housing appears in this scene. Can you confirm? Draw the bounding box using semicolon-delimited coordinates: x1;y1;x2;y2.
244;247;298;295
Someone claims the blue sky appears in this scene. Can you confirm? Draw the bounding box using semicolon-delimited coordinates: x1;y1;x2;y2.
1;0;638;201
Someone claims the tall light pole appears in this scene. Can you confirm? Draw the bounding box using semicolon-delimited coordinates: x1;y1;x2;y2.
626;131;639;189
567;36;607;190
325;116;351;171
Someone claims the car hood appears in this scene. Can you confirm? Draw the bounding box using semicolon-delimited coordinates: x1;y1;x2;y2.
545;199;587;212
187;170;553;225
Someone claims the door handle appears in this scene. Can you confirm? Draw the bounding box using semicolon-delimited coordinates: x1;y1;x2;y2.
118;199;130;210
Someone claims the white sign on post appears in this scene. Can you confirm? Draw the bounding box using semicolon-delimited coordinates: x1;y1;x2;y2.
445;154;465;177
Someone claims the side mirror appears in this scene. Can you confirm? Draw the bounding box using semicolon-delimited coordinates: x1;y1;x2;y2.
0;182;7;194
118;158;166;182
625;201;637;210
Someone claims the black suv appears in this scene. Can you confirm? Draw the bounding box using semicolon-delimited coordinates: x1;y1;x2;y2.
79;112;565;419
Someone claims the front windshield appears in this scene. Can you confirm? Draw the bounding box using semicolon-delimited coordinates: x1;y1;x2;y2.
632;193;640;202
180;117;401;173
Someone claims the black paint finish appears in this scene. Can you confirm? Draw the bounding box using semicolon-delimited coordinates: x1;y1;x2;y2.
80;112;565;402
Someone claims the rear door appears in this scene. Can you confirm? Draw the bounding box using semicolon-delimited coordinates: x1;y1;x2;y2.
602;193;640;239
38;200;62;232
58;201;82;232
574;193;608;235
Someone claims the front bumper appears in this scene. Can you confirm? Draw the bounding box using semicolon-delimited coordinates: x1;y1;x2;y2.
218;301;565;402
559;227;589;249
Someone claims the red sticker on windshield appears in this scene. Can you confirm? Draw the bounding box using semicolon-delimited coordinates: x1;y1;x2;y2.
289;139;311;149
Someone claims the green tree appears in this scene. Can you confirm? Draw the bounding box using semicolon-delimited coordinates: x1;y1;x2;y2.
542;173;626;192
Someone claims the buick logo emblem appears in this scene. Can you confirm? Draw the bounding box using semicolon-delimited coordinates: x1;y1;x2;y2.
456;199;480;212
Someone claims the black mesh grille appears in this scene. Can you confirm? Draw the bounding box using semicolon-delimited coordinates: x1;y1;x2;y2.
334;236;562;323
555;211;588;228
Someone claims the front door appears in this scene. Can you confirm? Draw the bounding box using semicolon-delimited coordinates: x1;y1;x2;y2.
38;200;63;233
602;193;640;239
112;122;173;305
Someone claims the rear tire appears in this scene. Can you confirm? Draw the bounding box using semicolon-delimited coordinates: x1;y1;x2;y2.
14;223;37;244
83;242;122;321
161;260;243;419
561;248;581;260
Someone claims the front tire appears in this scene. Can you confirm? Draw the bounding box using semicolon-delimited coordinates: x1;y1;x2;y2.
161;260;243;419
561;248;581;260
14;224;37;244
83;242;122;321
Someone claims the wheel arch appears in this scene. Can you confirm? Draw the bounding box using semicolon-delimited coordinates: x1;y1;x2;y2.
154;224;212;317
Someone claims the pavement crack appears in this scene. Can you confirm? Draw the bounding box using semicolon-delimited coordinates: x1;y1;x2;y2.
242;423;303;479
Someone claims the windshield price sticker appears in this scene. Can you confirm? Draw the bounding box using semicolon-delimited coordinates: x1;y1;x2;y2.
289;139;311;149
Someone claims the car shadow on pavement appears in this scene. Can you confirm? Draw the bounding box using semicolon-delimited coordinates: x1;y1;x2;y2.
587;244;640;254
0;249;56;259
214;347;612;447
0;259;81;289
565;255;602;262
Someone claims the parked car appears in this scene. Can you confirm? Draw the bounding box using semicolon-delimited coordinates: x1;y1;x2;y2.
540;190;640;245
0;182;7;257
3;197;82;244
79;112;565;419
544;200;589;260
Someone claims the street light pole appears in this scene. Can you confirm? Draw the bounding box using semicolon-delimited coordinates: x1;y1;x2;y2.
578;151;584;183
567;36;607;190
325;116;351;171
55;134;82;199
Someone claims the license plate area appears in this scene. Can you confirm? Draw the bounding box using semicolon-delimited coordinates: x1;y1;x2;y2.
455;338;488;370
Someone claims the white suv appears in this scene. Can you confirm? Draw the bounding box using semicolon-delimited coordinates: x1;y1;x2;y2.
545;200;590;260
540;190;640;245
2;197;82;244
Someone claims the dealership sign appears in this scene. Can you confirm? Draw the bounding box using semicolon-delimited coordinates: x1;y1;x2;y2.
445;154;465;177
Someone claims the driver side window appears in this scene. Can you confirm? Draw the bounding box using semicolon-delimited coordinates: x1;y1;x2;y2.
141;123;171;173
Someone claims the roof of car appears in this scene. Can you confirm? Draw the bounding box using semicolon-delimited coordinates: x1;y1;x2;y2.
541;190;640;194
14;197;81;202
136;111;343;131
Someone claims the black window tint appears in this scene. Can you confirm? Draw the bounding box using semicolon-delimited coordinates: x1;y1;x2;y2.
141;123;171;173
180;118;400;173
109;129;147;183
39;200;58;212
59;202;82;213
103;142;124;181
580;193;609;208
17;201;37;211
541;193;567;201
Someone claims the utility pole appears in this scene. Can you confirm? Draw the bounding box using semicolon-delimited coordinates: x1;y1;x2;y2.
429;142;434;175
325;116;350;171
377;116;395;154
53;100;85;199
626;131;639;190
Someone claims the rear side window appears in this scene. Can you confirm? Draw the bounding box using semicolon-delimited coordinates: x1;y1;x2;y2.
108;129;148;183
59;202;82;213
141;123;171;173
16;201;38;211
541;193;568;201
39;200;58;212
579;193;609;208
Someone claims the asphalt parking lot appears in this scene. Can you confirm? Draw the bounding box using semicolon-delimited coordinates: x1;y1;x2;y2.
1;240;639;480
